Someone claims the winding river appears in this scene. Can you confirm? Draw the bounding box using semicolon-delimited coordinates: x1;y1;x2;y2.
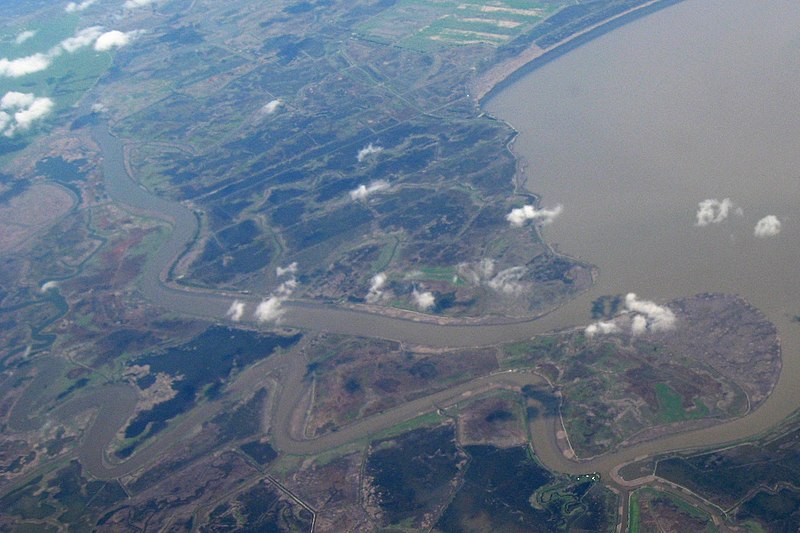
11;0;800;486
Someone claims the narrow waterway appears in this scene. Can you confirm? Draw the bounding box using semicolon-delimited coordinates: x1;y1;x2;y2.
16;0;798;482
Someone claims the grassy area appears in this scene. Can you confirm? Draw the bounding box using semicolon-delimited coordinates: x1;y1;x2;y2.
628;491;641;533
654;383;709;424
371;411;446;441
501;336;561;367
371;238;399;273
0;13;113;150
405;265;459;283
356;0;558;51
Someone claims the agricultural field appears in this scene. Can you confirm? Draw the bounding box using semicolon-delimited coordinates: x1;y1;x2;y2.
356;0;565;50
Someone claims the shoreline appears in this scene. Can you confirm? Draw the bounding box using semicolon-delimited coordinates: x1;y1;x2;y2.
474;0;686;105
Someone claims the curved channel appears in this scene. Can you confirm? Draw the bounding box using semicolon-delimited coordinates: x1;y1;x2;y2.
18;0;798;483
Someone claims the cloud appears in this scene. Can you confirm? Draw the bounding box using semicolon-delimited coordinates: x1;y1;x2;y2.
630;314;648;336
1;92;54;136
695;198;739;226
411;288;435;311
91;102;108;113
0;53;52;77
262;99;281;115
585;320;619;338
487;266;527;296
124;0;157;8
95;30;141;51
276;262;298;277
60;26;104;52
254;297;285;323
15;31;37;45
357;143;383;163
506;204;563;227
625;293;676;334
1;26;134;79
254;276;298;323
65;0;98;12
457;259;529;297
226;300;245;321
458;258;494;285
366;272;387;303
349;180;389;201
13;97;54;130
41;280;58;292
275;278;297;296
754;215;781;238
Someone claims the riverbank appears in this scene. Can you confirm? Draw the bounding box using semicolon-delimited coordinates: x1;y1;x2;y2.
473;0;686;103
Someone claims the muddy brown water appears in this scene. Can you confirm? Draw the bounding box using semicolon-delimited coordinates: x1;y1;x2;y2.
13;0;800;481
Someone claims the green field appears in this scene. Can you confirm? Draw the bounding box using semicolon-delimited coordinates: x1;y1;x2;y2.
654;383;709;424
1;13;113;137
356;0;561;51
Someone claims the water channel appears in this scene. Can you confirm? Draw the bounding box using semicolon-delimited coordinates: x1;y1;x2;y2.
15;0;800;481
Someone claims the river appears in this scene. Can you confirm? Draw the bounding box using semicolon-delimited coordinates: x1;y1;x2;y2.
15;0;799;482
486;0;800;459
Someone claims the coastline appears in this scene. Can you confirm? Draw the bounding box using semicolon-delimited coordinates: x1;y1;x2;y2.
474;0;686;105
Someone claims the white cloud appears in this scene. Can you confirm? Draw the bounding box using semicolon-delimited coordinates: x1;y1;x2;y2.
15;31;37;45
754;215;781;238
13;97;54;130
60;26;104;52
506;204;563;227
357;143;383;163
458;258;494;285
262;99;281;115
411;288;435;311
457;259;530;297
625;293;676;334
585;320;619;338
254;296;285;323
275;278;297;296
0;53;52;77
487;266;527;296
41;280;58;292
1;25;133;79
695;198;739;226
91;102;108;113
349;180;389;201
366;272;387;303
1;92;54;136
1;92;35;108
477;258;495;279
124;0;157;8
254;276;298;324
276;262;298;277
95;30;140;51
630;314;648;336
226;300;245;321
65;0;98;12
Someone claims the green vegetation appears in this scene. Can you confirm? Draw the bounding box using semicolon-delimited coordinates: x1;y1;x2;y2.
629;491;641;533
649;413;800;530
436;445;614;532
0;13;113;129
0;461;127;530
655;383;709;423
356;0;558;51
